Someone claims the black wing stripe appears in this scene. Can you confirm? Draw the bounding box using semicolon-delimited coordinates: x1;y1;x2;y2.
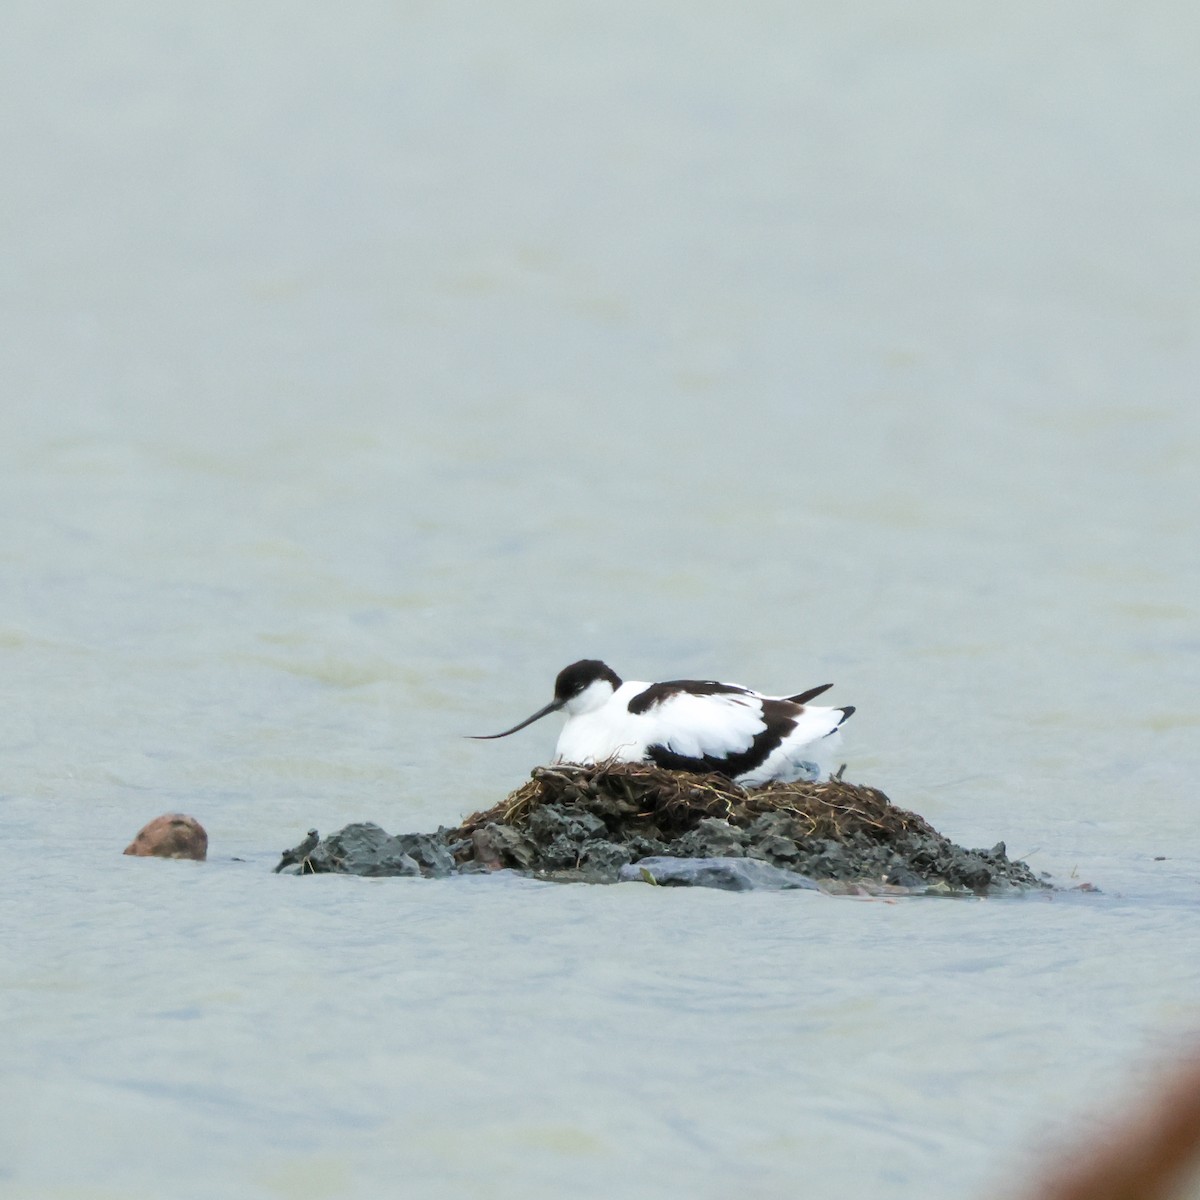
626;679;750;715
644;698;798;779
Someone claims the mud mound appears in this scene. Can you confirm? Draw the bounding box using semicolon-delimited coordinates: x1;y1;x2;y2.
446;761;1046;894
279;762;1047;894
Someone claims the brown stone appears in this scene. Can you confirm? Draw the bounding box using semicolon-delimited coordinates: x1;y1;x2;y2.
123;813;208;861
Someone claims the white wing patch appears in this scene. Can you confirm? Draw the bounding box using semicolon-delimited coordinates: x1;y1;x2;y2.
647;691;767;760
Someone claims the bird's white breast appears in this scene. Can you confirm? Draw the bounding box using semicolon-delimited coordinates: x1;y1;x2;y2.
554;681;651;765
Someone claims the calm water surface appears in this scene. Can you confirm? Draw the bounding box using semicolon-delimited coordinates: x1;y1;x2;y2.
2;3;1199;1198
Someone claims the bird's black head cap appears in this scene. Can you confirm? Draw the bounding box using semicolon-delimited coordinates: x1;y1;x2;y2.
553;659;622;702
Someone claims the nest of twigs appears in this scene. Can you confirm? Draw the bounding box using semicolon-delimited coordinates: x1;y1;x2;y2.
455;759;935;846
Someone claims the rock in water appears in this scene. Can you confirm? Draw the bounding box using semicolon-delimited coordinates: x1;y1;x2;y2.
124;814;208;861
274;829;320;874
303;822;422;877
619;856;823;891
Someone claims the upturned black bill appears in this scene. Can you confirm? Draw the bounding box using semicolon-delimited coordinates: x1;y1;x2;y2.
469;699;563;739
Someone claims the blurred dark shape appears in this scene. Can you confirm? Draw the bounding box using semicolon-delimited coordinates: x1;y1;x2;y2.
1026;1053;1200;1200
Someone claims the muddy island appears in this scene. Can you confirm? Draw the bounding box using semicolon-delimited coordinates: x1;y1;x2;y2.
279;761;1048;894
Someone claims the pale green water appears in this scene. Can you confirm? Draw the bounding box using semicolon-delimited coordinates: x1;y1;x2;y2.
2;3;1199;1198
